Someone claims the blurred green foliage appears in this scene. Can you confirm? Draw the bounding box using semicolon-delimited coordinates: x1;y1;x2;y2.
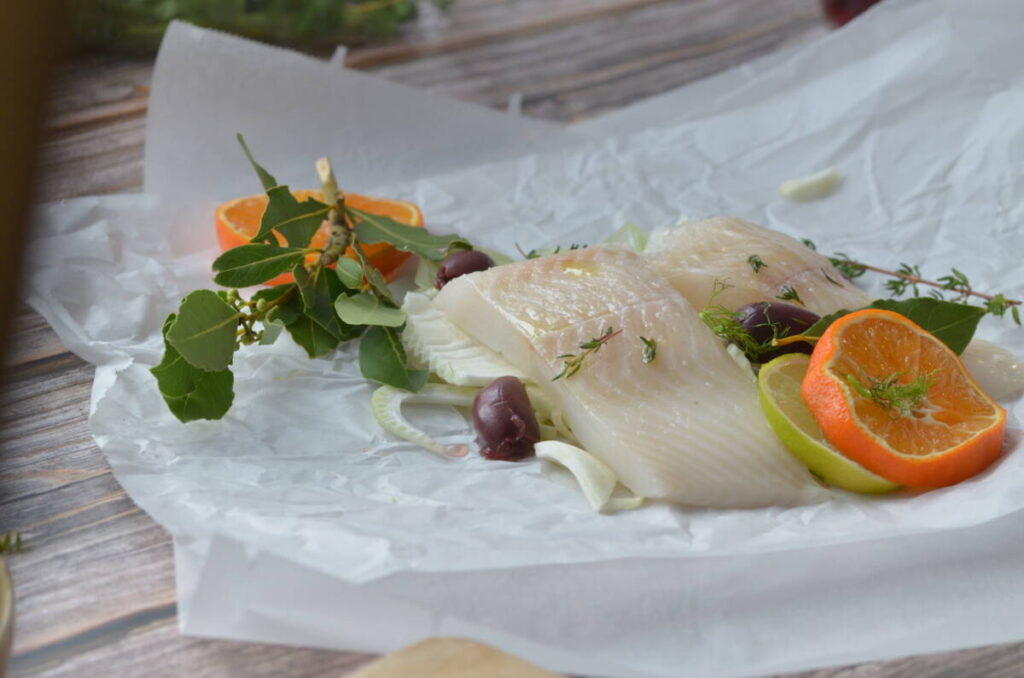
71;0;454;53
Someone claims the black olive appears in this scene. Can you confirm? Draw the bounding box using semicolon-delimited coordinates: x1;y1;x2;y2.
472;376;540;461
735;301;820;362
435;250;495;289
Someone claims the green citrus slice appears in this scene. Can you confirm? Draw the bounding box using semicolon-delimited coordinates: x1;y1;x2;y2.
758;354;900;494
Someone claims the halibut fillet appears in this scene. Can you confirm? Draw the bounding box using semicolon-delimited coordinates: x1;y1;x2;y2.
646;217;872;315
434;246;827;508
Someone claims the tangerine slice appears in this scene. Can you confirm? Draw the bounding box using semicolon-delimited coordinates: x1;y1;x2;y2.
802;309;1006;488
214;189;423;286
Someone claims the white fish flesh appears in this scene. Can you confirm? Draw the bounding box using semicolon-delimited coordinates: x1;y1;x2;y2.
644;217;1018;401
434;246;827;508
645;216;872;315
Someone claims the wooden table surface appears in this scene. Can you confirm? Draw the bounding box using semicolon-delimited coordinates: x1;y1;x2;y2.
3;0;1022;676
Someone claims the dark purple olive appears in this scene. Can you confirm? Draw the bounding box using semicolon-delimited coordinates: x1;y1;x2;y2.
472;376;540;461
735;301;820;362
435;250;495;289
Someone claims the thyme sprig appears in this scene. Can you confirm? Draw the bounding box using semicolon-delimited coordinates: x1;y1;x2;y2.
846;371;934;418
553;327;621;381
802;240;1021;325
517;243;587;259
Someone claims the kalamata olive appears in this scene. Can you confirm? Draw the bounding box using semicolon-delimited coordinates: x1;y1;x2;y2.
435;250;495;289
472;376;540;461
735;301;820;362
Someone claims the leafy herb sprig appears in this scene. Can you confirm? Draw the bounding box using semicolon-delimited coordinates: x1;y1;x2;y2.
846;371;934;418
699;280;787;361
553;327;621;381
152;135;471;422
803;240;1021;325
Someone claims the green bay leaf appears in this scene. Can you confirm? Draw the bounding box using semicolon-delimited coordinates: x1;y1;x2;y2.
162;370;235;423
167;290;241;371
803;309;852;340
259;320;285;346
294;265;347;339
358;325;427;391
259;284;302;325
335;257;364;290
870;298;984;355
351;242;397;306
285;311;340;358
349;207;469;262
152;314;235;422
236;133;278;191
252;186;330;247
212;244;306;287
803;298;984;355
335;292;407;327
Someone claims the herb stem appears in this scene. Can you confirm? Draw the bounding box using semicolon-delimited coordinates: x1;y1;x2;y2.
553;327;622;380
840;259;1020;307
316;156;351;266
242;286;297;322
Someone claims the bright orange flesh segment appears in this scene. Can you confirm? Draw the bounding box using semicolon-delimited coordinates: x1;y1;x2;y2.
802;309;1006;488
215;190;423;285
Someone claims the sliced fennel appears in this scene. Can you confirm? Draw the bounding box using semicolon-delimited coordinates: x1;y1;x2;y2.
401;292;527;386
413;257;440;295
371;384;479;456
727;343;758;382
535;441;644;513
603;222;648;252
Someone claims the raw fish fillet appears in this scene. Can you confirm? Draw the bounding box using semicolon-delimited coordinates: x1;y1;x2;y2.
646;217;872;315
434;246;827;508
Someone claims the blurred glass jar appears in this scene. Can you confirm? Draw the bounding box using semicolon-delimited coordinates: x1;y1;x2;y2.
821;0;883;27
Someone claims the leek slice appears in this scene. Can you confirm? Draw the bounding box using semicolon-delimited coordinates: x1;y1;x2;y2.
535;441;644;513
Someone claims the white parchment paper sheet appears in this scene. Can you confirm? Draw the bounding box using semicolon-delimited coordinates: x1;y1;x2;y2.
24;1;1024;676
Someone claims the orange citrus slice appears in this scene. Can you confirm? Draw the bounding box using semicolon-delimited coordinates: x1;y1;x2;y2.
802;308;1006;488
215;189;424;286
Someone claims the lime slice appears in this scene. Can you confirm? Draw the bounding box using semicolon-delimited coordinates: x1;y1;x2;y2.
759;354;900;494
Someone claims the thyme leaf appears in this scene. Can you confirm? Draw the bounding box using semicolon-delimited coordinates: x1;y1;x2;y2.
747;254;767;274
524;243;587;259
829;252;868;279
640;336;657;364
986;294;1023;326
777;285;804;306
821;268;844;287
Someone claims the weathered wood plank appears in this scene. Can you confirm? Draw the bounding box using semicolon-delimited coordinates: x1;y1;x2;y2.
5;0;1024;676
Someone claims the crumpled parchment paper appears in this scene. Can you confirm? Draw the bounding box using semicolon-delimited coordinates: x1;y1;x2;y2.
24;2;1024;676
